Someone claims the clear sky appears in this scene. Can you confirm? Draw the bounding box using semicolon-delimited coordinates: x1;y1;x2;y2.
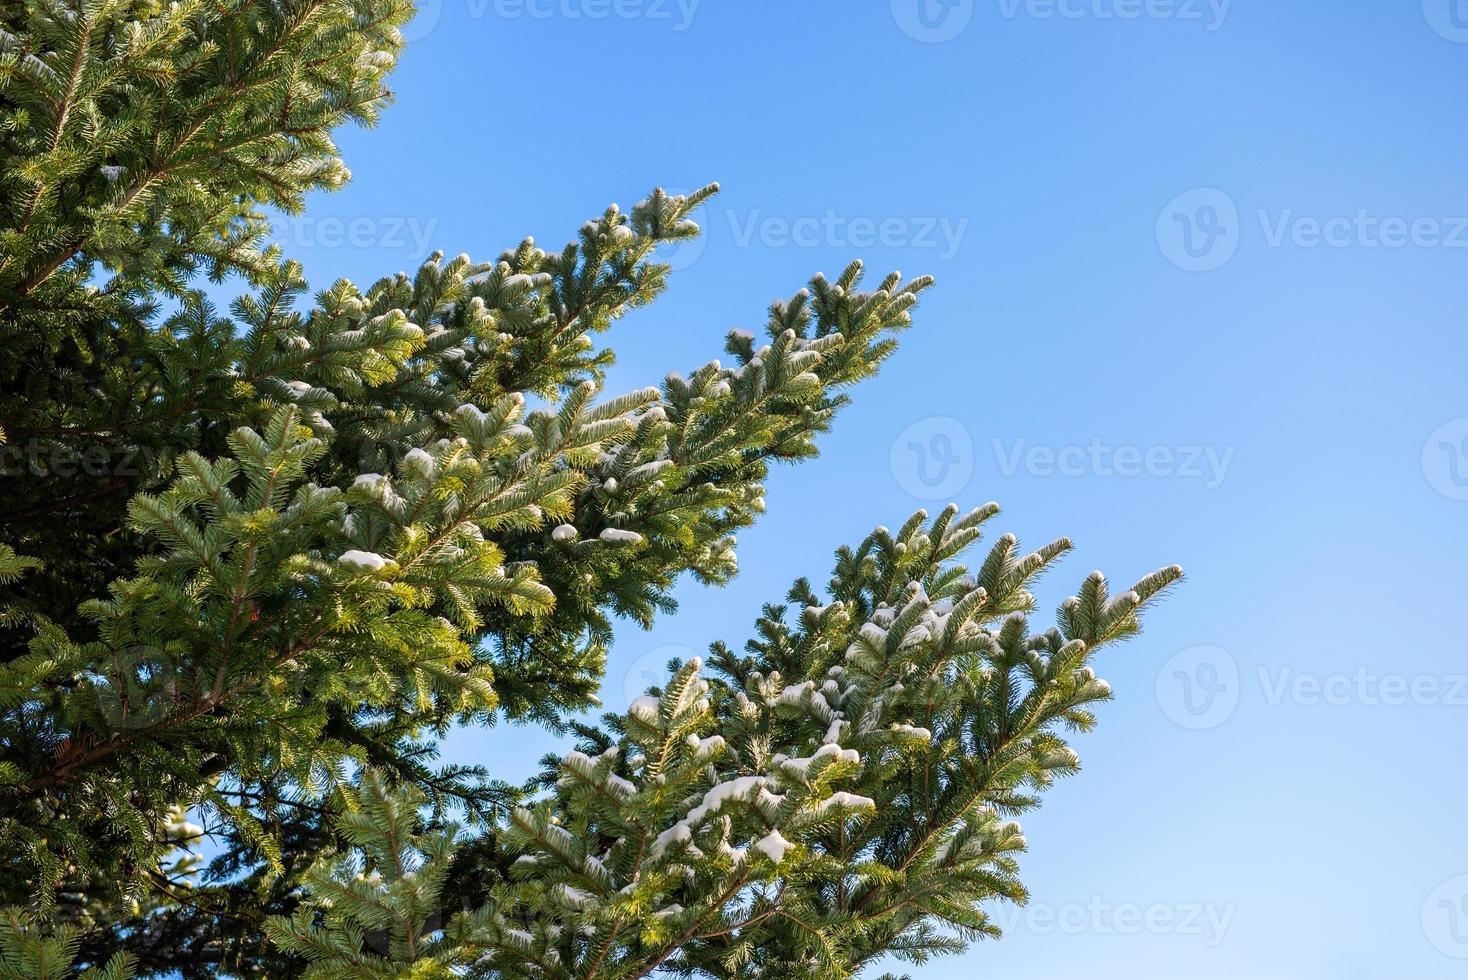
266;2;1468;976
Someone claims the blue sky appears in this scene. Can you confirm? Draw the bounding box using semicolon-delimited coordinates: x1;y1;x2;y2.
267;2;1468;976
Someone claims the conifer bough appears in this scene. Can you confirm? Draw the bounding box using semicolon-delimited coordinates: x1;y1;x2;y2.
0;0;1181;975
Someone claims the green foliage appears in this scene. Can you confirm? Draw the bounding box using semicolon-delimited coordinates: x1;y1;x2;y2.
493;508;1179;978
0;0;410;316
0;0;1181;975
264;772;482;978
0;909;133;980
0;0;414;668
0;183;931;965
282;509;1179;978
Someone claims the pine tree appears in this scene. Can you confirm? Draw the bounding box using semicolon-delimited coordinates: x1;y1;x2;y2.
1;0;410;318
263;771;482;978
0;909;134;979
1;0;412;646
265;508;1180;978
1;198;933;969
0;0;1181;975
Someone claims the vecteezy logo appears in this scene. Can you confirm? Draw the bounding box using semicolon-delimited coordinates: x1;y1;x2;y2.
890;0;974;42
890;417;974;500
1423;0;1468;42
402;0;443;43
621;644;699;712
1156;188;1240;272
1424;875;1468;957
653;187;709;273
1423;417;1468;501
1156;645;1239;730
